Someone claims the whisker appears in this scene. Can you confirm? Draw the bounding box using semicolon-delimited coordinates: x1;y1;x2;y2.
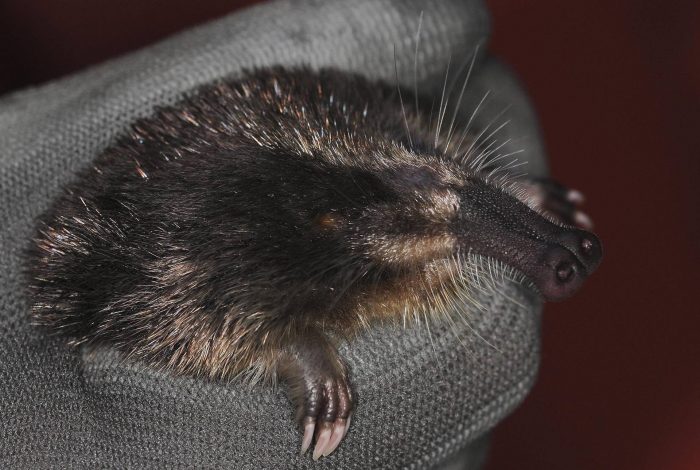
477;147;524;173
471;138;512;170
445;44;481;150
394;44;414;149
463;113;511;163
486;158;527;182
452;90;491;158
468;138;502;169
413;11;424;117
434;55;452;149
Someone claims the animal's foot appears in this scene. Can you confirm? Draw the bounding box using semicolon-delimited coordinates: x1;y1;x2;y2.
280;338;353;460
516;177;593;229
298;372;352;460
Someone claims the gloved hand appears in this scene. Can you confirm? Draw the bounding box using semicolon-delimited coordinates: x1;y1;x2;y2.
0;1;545;468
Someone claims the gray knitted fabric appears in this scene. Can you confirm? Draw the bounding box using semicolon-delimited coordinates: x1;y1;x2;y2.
0;0;545;468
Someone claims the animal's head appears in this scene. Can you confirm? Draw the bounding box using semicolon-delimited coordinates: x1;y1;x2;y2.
303;150;602;302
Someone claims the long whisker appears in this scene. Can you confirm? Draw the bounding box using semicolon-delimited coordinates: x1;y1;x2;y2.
487;159;528;180
463;112;511;163
471;119;512;157
445;44;481;150
452;90;491;159
478;147;524;172
413;11;424;117
434;55;452;149
470;138;512;169
394;44;414;149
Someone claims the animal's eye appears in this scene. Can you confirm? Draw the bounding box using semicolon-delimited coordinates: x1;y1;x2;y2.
313;212;344;230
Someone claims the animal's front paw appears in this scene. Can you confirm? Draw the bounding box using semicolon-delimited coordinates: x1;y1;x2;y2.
280;338;353;460
516;177;594;229
297;368;353;460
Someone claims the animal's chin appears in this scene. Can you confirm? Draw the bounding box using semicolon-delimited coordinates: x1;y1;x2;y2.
422;243;597;304
461;229;602;303
463;257;583;302
433;253;537;295
436;251;585;303
480;260;544;300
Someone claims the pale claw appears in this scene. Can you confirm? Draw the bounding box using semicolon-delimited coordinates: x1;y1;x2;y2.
323;419;347;457
300;420;315;454
342;413;352;440
567;189;585;204
313;426;332;460
574;211;593;230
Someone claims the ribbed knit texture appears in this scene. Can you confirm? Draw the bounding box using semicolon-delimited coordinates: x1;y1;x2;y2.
0;1;546;468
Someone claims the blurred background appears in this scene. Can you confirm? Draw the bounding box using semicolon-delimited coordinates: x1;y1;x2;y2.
1;0;697;468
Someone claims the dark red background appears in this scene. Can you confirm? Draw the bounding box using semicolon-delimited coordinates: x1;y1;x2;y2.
1;1;697;469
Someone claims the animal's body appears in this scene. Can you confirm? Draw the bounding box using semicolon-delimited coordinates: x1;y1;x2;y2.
26;68;601;458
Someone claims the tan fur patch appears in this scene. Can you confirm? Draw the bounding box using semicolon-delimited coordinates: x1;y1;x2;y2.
369;233;457;267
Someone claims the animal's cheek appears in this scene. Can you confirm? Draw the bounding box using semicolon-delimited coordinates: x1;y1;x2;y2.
364;233;458;267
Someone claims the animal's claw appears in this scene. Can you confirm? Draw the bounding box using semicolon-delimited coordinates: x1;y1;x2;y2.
323;419;348;456
300;419;315;454
515;177;594;229
313;425;332;460
289;351;353;460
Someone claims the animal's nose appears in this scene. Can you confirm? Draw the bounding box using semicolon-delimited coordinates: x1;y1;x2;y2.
555;230;603;274
538;245;587;301
535;229;602;301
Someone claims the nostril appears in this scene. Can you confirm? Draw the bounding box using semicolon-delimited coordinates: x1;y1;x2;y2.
581;238;593;255
556;262;574;282
555;230;603;273
537;245;589;301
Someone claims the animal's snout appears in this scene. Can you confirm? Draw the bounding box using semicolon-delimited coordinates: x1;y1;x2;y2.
538;230;603;301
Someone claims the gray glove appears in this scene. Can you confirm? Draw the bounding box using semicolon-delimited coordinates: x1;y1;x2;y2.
0;0;545;468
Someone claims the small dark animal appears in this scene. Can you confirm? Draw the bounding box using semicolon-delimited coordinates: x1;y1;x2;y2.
26;68;602;459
